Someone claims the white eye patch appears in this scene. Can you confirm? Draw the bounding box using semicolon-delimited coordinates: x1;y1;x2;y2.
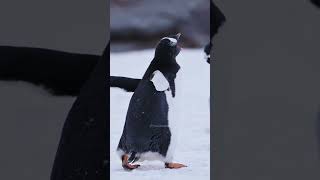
161;37;177;46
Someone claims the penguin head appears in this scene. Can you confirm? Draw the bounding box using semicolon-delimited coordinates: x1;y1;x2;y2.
155;33;182;59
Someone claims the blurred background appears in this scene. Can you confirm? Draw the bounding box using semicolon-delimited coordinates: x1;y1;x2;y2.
110;0;210;52
213;0;320;179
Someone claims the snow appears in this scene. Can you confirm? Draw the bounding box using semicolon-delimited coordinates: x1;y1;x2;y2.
110;48;210;180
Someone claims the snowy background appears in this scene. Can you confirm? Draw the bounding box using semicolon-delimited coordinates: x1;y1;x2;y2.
110;0;209;52
110;48;210;180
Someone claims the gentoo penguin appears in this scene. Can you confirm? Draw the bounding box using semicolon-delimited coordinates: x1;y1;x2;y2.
117;33;187;170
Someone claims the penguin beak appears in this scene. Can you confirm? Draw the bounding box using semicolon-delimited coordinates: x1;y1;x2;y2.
174;33;182;56
173;33;181;41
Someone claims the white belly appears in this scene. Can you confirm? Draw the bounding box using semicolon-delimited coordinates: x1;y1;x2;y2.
163;73;183;162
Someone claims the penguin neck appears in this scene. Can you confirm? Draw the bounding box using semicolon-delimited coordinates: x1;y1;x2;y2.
148;56;180;77
143;57;180;97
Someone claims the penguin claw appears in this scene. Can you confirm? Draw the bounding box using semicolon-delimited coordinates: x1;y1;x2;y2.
122;154;140;170
128;152;139;163
165;162;187;169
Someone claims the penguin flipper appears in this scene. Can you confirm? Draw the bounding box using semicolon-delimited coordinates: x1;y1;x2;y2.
110;76;140;92
150;70;169;91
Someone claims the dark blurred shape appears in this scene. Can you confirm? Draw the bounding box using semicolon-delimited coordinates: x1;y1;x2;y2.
113;0;141;6
205;1;226;63
213;1;320;179
211;1;226;38
311;0;320;7
50;44;109;180
318;107;320;158
204;43;212;63
0;46;98;96
110;0;210;51
0;46;141;95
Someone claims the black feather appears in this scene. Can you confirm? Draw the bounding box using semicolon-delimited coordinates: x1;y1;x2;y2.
0;46;141;95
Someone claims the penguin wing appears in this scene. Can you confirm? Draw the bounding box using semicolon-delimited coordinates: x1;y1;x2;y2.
150;70;169;91
110;76;140;92
0;46;141;95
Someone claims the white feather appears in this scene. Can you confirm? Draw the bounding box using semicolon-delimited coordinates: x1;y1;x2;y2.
163;70;182;163
161;37;177;46
150;70;169;91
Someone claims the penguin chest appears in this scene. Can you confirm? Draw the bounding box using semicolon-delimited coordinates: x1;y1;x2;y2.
134;71;182;162
161;75;182;162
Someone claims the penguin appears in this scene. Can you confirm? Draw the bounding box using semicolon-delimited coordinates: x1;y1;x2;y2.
117;33;187;170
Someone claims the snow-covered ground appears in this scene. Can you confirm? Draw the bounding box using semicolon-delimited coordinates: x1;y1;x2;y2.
110;48;210;180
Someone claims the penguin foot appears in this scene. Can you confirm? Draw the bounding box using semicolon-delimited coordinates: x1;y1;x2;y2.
122;155;140;170
164;162;187;169
122;163;140;170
